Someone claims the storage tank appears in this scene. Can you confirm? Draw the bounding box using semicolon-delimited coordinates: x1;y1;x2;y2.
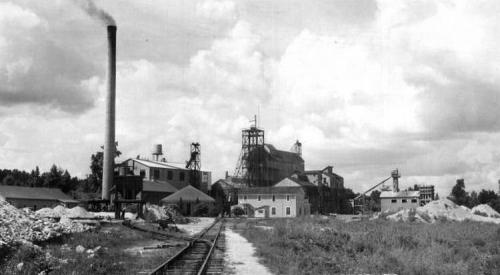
152;144;163;161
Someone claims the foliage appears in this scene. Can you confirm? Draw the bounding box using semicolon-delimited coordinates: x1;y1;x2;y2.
238;217;500;275
451;179;468;206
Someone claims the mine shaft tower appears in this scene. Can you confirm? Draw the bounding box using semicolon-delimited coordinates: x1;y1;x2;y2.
234;115;266;187
186;142;201;189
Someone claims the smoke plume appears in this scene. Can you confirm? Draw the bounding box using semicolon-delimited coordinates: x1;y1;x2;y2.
77;0;116;26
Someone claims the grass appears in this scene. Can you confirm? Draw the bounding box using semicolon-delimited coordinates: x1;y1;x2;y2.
0;223;183;275
234;217;500;275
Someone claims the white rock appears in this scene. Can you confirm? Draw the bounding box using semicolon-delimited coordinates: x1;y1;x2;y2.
75;245;85;253
16;262;24;271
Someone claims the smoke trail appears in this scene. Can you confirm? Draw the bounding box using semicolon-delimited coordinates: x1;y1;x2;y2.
77;0;116;26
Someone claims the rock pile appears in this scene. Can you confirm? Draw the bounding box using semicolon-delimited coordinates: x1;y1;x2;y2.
471;204;500;218
386;198;500;224
0;199;90;248
36;205;94;219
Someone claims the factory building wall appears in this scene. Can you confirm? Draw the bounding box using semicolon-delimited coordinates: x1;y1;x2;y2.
123;159;211;192
381;197;420;212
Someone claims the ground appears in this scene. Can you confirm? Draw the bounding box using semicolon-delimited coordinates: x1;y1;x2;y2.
230;216;500;275
0;222;183;274
4;215;499;274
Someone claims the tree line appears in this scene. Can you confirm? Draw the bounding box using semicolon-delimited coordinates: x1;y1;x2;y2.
451;179;500;212
0;145;120;199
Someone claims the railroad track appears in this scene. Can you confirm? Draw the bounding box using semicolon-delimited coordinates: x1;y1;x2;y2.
149;219;225;275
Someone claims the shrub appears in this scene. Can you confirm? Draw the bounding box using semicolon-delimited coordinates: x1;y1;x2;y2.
231;206;245;216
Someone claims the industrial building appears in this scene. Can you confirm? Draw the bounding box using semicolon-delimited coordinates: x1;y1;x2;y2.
0;185;79;210
380;190;420;212
161;185;215;216
413;185;435;206
303;166;344;213
233;118;304;187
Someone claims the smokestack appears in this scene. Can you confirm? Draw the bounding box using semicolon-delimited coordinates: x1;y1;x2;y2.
102;25;117;200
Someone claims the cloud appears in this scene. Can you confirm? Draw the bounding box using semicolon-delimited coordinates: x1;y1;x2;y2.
2;0;500;199
196;0;236;21
0;2;98;114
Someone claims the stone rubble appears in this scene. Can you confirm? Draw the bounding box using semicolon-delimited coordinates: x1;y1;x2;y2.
0;198;90;248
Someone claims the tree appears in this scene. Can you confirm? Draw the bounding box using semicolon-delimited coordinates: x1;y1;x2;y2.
2;175;14;185
88;142;121;193
451;179;468;206
478;189;498;205
42;164;63;188
468;191;479;208
369;190;381;212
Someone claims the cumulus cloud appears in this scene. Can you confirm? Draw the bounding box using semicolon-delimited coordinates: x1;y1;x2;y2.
2;0;500;198
0;2;98;114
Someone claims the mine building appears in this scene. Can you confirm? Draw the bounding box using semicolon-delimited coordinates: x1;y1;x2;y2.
233;118;304;187
161;185;215;216
380;190;420;212
303;166;344;213
413;184;435;206
119;157;211;194
0;185;79;210
210;175;247;216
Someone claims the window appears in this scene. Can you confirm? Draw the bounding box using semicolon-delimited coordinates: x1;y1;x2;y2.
140;169;146;178
258;195;261;201
244;195;247;200
411;199;418;203
258;210;264;214
402;199;407;203
272;195;275;201
286;207;291;215
271;207;276;215
179;172;185;181
299;207;302;215
391;199;397;203
167;171;173;180
286;195;290;201
153;169;160;179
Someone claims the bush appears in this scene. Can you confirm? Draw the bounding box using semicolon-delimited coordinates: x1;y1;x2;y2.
231;206;245;216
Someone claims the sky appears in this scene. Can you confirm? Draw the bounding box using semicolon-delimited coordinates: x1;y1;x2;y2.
1;0;500;197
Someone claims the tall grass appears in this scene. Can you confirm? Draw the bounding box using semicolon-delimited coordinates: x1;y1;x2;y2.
238;217;500;275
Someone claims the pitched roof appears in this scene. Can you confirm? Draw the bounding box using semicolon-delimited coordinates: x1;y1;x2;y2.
123;158;189;170
238;186;305;195
380;190;420;198
212;179;246;190
264;144;304;163
0;185;78;203
142;180;178;193
161;185;215;203
274;177;315;188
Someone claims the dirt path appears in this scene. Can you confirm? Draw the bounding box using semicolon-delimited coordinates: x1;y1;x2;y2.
223;228;273;275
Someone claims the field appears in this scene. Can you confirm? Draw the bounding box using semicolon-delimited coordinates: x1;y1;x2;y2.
233;217;500;275
0;223;183;275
